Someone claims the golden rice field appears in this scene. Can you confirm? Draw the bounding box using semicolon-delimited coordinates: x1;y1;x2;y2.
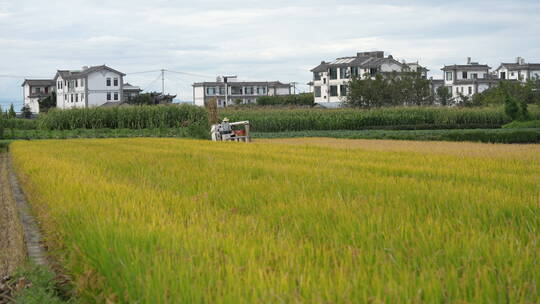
11;138;540;303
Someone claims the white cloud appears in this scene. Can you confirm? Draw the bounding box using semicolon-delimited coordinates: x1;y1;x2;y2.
0;0;539;104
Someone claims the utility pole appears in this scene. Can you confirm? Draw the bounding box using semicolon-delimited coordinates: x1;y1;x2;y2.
291;82;298;95
161;69;165;95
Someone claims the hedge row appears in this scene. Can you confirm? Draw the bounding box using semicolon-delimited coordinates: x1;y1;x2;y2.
253;128;540;144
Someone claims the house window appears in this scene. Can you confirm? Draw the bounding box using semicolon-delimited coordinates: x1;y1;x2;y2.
351;67;359;77
231;86;242;95
500;72;506;79
106;78;111;86
81;79;84;87
64;94;67;100
107;92;111;101
323;78;327;84
510;72;514;77
314;86;321;97
330;85;338;97
219;86;225;95
446;72;453;81
339;68;349;79
244;87;254;95
472;73;478;79
329;68;338;80
468;87;472;95
114;92;118;101
462;71;468;79
314;72;321;81
34;87;41;93
81;93;85;101
114;78;118;86
71;94;74;103
57;81;61;89
206;87;216;95
75;79;78;87
256;86;267;95
75;94;79;102
340;85;347;96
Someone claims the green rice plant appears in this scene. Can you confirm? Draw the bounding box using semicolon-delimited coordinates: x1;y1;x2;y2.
11;138;540;303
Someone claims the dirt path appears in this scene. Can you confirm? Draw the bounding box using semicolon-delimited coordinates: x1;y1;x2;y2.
1;150;49;277
0;152;25;278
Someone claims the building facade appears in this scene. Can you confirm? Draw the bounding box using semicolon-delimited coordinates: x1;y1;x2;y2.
441;58;498;99
54;65;126;110
495;57;540;82
193;76;292;107
21;79;55;113
310;51;425;106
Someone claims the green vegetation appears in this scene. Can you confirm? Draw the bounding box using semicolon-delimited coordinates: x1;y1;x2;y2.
6;264;72;304
36;104;208;130
12;138;540;303
253;128;540;143
503;120;540;129
346;72;432;107
222;106;540;132
256;93;314;106
1;127;209;140
473;79;540;107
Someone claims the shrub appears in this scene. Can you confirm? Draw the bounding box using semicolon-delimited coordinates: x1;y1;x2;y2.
256;93;314;106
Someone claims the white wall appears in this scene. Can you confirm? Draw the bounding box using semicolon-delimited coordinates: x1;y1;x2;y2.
87;70;123;107
194;86;205;106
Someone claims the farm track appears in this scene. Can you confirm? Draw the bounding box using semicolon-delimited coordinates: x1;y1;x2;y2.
0;150;48;275
0;152;25;279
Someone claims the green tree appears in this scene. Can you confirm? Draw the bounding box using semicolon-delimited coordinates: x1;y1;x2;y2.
7;104;16;118
39;91;57;113
436;86;452;106
21;105;33;118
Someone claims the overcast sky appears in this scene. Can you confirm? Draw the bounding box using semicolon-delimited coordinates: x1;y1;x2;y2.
1;0;539;108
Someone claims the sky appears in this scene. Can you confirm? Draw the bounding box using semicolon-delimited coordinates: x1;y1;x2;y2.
1;0;539;109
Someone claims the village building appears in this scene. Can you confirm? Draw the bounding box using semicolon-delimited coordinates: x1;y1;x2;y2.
193;76;292;107
495;57;540;82
310;51;427;106
441;58;499;99
21;79;55;113
54;65;129;110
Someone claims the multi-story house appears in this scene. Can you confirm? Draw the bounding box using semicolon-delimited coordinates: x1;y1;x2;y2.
310;51;421;105
495;57;540;82
193;76;292;107
54;65;126;109
441;58;498;99
21;79;55;113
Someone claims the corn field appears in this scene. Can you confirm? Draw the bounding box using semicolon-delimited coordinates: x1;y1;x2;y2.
37;104;208;130
222;106;540;132
11;138;540;303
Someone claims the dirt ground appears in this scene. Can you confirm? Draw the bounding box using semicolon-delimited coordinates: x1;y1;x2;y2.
0;152;25;278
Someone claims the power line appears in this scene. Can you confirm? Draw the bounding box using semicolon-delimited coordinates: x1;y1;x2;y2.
125;69;162;75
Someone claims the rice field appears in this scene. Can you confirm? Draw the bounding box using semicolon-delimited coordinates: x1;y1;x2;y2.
11;138;540;303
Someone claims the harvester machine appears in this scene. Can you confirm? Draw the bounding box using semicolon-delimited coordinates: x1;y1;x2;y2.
211;118;251;142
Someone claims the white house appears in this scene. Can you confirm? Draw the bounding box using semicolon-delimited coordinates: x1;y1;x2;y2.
495;57;540;82
193;76;292;107
310;51;425;106
21;79;55;113
441;58;498;98
54;65;126;110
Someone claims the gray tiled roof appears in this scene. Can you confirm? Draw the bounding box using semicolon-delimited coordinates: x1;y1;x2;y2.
54;65;126;80
497;63;540;71
192;81;291;87
441;64;490;71
21;79;54;87
311;55;405;72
